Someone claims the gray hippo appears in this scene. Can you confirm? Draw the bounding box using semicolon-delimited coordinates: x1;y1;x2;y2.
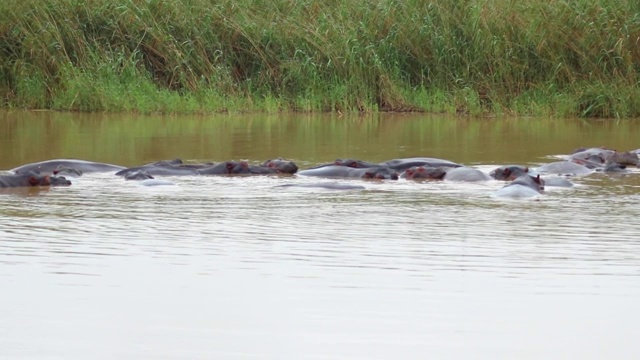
197;161;251;175
443;167;491;182
570;147;638;167
401;166;447;180
309;157;461;173
306;159;381;170
492;175;545;199
275;182;365;190
489;165;531;181
124;170;155;180
298;165;399;180
0;171;72;188
52;166;83;178
115;159;205;177
535;161;594;176
123;170;176;186
379;157;462;172
11;159;125;174
607;152;639;167
260;158;299;174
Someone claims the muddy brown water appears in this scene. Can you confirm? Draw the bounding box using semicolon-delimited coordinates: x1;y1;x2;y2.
1;110;640;359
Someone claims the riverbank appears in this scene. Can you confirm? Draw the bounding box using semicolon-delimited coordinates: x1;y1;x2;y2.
1;0;638;117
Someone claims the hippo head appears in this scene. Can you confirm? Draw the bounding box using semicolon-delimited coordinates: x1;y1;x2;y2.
601;161;627;173
401;166;447;180
531;174;545;191
489;165;529;181
334;159;379;168
25;172;71;187
227;160;251;174
607;151;639;167
361;167;399;180
124;170;155;180
53;166;83;177
261;158;299;174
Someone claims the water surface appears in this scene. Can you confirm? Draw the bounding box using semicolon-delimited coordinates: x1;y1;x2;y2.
1;110;639;359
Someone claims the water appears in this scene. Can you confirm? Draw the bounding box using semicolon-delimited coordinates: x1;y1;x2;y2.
1;110;640;359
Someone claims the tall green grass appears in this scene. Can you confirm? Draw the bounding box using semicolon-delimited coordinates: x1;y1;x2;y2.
0;0;638;117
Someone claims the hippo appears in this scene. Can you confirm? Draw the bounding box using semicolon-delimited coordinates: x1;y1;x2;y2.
570;147;615;161
379;157;462;172
401;166;447;180
197;161;252;175
115;159;207;177
489;165;531;181
298;165;399;180
492;174;545;199
570;148;638;168
0;171;72;188
135;179;177;186
306;159;381;170
11;159;125;174
275;182;366;190
443;167;491;182
600;161;628;173
52;166;83;178
607;151;639;167
535;161;593;176
541;177;574;188
260;158;299;174
124;170;155;180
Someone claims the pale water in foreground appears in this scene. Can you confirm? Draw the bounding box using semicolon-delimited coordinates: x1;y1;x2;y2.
1;111;639;359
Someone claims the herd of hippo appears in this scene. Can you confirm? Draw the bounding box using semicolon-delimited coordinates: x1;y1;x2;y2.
2;146;639;199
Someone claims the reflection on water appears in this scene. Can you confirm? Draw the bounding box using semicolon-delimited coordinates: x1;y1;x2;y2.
1;110;640;359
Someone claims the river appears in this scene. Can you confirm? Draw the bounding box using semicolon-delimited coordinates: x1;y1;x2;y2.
1;110;639;359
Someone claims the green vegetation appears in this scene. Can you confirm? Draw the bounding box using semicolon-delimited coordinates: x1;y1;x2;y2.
0;0;639;117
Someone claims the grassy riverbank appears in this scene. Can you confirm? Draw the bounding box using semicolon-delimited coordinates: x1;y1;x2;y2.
1;0;639;117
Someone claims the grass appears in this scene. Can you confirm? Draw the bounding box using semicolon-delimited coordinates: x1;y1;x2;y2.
0;0;638;117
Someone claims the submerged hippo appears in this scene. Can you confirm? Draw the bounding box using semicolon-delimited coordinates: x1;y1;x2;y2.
124;170;155;180
52;166;83;178
275;182;366;190
0;171;72;188
115;159;206;177
489;165;531;181
443;167;491;182
607;152;639;167
492;175;545;199
401;166;447;180
298;165;399;180
11;159;125;174
569;147;638;167
379;157;462;172
306;159;380;170
535;161;593;176
260;158;299;174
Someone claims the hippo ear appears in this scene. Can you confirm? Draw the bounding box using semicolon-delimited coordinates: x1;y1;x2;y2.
524;167;529;173
504;168;511;177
